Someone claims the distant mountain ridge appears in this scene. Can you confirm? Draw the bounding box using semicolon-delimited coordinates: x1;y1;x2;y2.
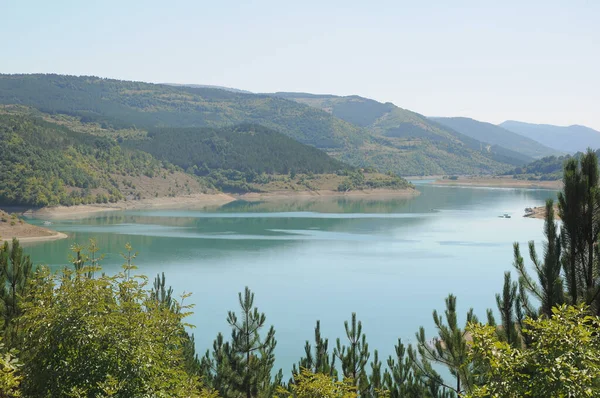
0;74;520;176
499;120;600;154
273;92;531;170
163;83;253;94
432;117;562;159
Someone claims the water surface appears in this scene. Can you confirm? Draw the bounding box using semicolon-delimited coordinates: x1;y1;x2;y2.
24;184;556;375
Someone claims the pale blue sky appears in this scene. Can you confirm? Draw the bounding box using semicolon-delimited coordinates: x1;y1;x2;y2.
2;0;599;129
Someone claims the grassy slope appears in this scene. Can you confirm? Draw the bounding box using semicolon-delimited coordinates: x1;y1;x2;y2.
432;117;562;159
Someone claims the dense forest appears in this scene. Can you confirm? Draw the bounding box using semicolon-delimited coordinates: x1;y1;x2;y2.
0;74;526;176
127;124;347;175
505;149;600;180
0;151;597;397
0;114;206;206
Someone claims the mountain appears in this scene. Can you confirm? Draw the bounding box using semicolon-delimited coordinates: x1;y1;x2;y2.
273;93;529;171
126;124;347;175
0;74;367;150
163;83;253;94
0;113;209;207
504;149;600;181
432;117;562;159
499;121;600;154
0;74;518;176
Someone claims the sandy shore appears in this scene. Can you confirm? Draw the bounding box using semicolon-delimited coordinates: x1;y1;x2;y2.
27;193;237;220
24;188;419;219
236;188;420;201
524;205;561;220
0;210;70;243
434;177;562;190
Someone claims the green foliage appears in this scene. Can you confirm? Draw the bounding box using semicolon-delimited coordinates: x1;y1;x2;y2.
467;305;600;398
0;74;367;150
0;239;33;345
18;246;204;397
0;114;176;206
334;313;370;393
128;124;347;175
276;368;358;398
201;287;280;398
411;295;476;396
294;321;337;377
505;149;600;180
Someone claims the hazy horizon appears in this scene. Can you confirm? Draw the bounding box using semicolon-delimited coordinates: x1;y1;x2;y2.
4;0;598;130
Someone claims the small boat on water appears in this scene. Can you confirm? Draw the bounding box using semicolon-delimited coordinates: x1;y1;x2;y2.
42;221;52;226
498;213;511;219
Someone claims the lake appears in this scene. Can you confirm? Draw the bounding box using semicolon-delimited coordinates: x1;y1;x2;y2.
23;183;556;377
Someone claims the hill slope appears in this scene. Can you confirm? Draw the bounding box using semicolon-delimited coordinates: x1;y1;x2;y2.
273;93;526;173
0;74;517;176
0;114;209;207
500;121;600;154
432;117;562;159
0;74;367;150
127;124;347;174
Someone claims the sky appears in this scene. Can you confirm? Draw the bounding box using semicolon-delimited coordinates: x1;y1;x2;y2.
2;0;599;129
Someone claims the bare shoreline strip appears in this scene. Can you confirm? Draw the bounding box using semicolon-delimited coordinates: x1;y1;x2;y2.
1;232;69;244
433;177;562;190
25;188;419;220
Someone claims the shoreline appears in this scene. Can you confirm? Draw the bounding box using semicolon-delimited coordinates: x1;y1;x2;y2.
433;177;562;190
235;188;420;201
2;231;69;244
21;188;419;219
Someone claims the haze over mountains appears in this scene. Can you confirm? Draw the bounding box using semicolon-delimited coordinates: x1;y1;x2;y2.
499;121;600;154
432;117;562;159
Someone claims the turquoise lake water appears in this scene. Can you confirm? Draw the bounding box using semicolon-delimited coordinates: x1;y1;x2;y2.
22;183;556;377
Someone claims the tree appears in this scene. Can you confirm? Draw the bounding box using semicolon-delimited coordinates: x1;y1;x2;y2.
383;339;432;398
18;245;205;398
334;313;370;393
0;239;33;344
557;150;600;313
276;368;357;398
491;272;521;347
513;199;563;318
203;287;280;398
294;320;336;377
410;294;476;396
467;305;600;397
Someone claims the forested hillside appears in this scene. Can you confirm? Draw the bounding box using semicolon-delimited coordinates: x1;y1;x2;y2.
0;74;367;150
128;124;346;174
505;149;600;180
433;116;561;159
273;92;524;174
1;74;520;176
0;114;208;206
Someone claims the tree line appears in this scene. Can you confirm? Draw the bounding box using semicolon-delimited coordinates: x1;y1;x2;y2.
0;150;599;396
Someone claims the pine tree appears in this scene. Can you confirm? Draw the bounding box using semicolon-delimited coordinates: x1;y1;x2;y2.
334;312;370;392
558;157;584;304
513;199;564;318
494;272;521;347
384;339;430;398
410;294;476;396
294;320;336;377
0;238;33;343
222;286;279;398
